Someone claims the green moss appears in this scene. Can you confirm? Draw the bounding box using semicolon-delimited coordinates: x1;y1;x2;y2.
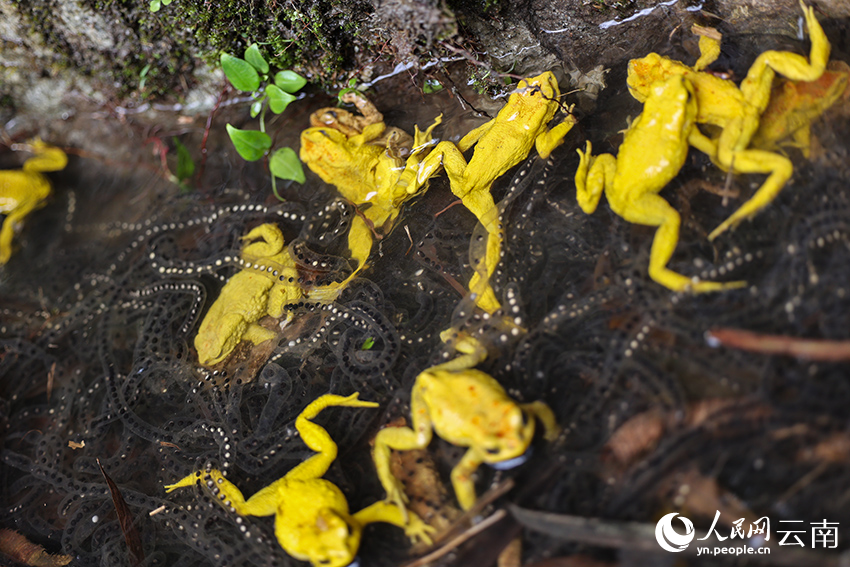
13;0;197;97
169;0;370;88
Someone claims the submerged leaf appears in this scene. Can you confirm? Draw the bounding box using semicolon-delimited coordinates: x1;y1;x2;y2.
173;138;195;182
98;459;145;566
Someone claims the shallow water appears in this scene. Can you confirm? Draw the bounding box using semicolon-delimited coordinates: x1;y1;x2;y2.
3;18;850;567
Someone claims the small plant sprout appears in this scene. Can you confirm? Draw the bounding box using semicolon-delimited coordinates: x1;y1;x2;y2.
221;43;308;200
148;0;173;13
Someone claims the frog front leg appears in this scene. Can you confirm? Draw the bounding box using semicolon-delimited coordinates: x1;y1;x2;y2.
286;393;379;481
165;468;280;517
535;113;576;159
372;385;433;518
353;501;435;544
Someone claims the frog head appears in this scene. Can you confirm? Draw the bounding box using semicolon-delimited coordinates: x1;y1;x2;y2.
294;508;362;567
310;107;364;137
195;312;247;366
627;53;680;103
517;71;559;101
500;71;563;129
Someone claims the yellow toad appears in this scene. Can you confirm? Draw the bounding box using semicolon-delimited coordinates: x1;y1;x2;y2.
0;139;67;264
627;0;829;240
194;223;302;366
414;72;576;313
299;93;442;294
372;336;559;513
751;61;849;157
575;76;745;292
166;393;433;567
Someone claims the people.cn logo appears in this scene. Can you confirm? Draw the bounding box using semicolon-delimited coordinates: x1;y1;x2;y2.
655;512;696;552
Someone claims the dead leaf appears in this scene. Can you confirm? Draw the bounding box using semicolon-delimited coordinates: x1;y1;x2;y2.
97;458;144;566
659;465;756;529
67;440;85;450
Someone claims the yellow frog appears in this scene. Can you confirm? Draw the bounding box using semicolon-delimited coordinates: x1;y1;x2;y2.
414;72;576;313
751;61;849;157
372;335;559;513
299;93;442;293
166;393;434;567
627;1;828;241
575;76;745;293
0;139;67;264
194;223;302;366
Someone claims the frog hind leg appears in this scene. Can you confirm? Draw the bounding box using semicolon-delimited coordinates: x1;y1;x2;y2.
740;1;829;113
0;208;23;264
520;400;561;441
707;147;794;240
694;35;722;72
450;448;485;511
575;141;613;214
286;393;379;482
619;192;744;292
372;385;433;519
22;141;68;173
242;223;285;258
467;201;503;314
166;468;279;517
243;322;277;345
353;501;435;544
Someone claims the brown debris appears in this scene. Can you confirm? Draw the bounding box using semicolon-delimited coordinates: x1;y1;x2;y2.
0;529;71;567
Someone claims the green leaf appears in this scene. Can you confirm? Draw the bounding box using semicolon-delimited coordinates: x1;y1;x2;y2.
269;147;305;183
244;43;269;74
220;53;260;92
139;64;151;90
250;99;263;118
173;138;195;182
149;0;161;12
273;70;307;93
226;125;271;161
361;337;375;350
337;87;362;103
423;78;443;94
267;85;296;114
162;0;173;4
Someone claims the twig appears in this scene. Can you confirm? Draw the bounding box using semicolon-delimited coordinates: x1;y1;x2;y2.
403;510;507;567
706;327;850;361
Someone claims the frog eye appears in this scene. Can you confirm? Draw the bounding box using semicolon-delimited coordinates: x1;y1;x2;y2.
485;447;501;456
319;129;332;139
